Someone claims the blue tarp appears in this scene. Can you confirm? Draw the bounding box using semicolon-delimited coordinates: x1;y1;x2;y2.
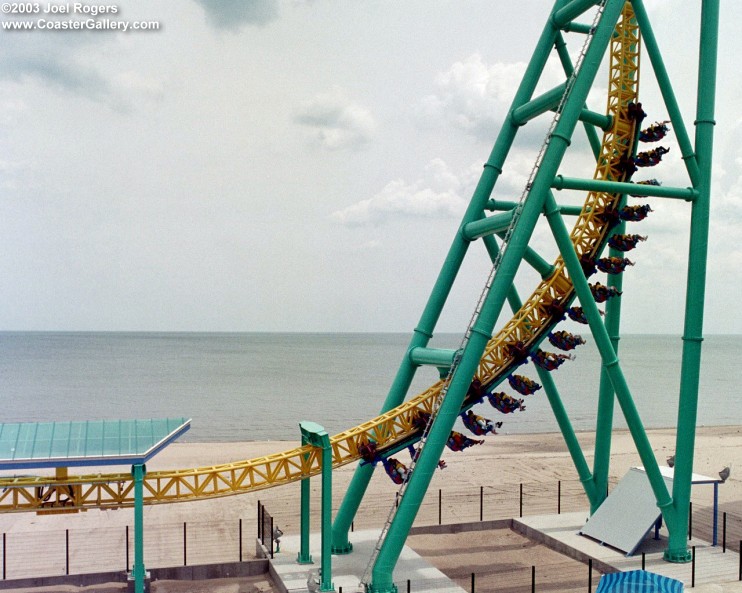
596;570;684;593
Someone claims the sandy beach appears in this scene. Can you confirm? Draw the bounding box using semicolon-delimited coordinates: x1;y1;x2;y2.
1;425;740;591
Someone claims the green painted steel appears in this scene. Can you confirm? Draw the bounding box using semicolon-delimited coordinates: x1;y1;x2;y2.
462;210;516;240
368;3;628;590
591;202;627;512
631;0;701;187
328;0;719;585
331;0;573;554
493;232;555;278
298;443;313;564
577;108;613;132
512;83;568;125
553;0;602;29
554;32;603;158
132;463;146;593
543;189;674;513
663;0;719;564
408;347;458;368
486;199;584;217
300;422;334;589
552;175;698;201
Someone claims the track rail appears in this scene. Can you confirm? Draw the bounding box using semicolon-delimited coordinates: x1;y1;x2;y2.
0;3;640;514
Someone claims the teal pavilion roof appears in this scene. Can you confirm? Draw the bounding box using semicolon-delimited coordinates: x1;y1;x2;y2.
0;418;191;470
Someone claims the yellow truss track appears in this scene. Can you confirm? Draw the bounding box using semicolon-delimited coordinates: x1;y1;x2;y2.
0;4;640;513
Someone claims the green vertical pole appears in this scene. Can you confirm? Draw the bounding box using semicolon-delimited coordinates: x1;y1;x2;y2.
297;437;313;564
331;0;572;554
631;0;701;187
664;0;718;563
319;437;334;591
590;223;624;512
132;463;146;593
534;350;598;506
369;4;627;590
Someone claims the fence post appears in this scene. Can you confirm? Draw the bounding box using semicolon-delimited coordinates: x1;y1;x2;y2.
407;578;411;593
65;529;69;576
2;532;5;580
471;571;475;593
438;489;442;525
689;502;693;540
520;483;523;518
588;558;592;592
183;522;187;566
261;505;266;545
270;516;274;560
723;512;726;552
480;486;483;522
738;541;741;581
558;481;561;514
239;518;243;562
531;565;536;593
257;500;261;539
691;546;695;588
642;552;645;571
351;521;354;533
125;525;129;572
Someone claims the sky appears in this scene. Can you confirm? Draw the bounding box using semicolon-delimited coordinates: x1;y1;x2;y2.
1;0;741;334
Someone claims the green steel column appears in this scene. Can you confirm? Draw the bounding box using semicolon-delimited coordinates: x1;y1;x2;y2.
554;31;603;159
370;5;627;590
631;0;701;187
331;0;572;553
535;361;598;505
664;0;718;563
132;463;146;593
591;211;626;511
543;190;673;517
297;439;313;564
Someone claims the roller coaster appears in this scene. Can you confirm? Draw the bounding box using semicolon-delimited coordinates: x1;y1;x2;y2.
0;1;720;592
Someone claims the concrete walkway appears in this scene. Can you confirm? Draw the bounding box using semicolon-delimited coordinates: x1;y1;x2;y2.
265;530;467;593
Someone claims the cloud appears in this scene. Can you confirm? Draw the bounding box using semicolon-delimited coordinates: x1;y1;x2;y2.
417;54;527;141
331;158;471;226
0;36;161;111
193;0;279;30
417;53;579;145
294;87;377;151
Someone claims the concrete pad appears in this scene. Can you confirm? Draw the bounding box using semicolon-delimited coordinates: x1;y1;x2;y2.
514;512;742;588
265;530;467;593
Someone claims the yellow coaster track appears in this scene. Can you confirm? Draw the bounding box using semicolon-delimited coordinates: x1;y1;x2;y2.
0;3;640;513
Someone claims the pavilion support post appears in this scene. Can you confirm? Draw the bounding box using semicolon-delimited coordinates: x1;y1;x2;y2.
297;440;313;565
300;422;334;592
131;463;148;593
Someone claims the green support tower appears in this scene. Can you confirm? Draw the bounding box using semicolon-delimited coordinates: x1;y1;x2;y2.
328;1;720;590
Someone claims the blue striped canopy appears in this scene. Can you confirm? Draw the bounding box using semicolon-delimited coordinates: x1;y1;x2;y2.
596;570;684;593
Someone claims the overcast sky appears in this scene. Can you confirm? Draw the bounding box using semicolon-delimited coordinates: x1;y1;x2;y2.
1;0;740;334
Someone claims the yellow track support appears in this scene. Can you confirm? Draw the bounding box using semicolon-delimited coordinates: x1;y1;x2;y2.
0;4;640;513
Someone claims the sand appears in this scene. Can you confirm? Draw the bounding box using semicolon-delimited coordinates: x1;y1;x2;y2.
0;425;740;591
